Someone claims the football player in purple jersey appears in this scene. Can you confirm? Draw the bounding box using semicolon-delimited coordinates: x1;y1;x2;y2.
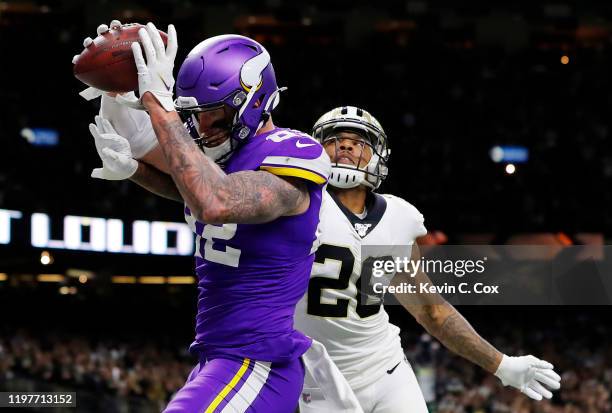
78;22;340;412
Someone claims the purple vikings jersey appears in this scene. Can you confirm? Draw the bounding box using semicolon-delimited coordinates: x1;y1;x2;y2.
184;127;330;363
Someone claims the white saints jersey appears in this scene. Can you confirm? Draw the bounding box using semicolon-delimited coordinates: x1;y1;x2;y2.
295;190;427;390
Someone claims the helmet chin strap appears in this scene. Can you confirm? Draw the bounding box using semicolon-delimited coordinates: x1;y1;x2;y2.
327;135;378;190
201;137;233;162
256;86;286;132
328;166;369;189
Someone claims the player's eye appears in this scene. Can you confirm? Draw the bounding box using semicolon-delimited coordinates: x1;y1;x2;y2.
211;119;230;130
322;137;337;146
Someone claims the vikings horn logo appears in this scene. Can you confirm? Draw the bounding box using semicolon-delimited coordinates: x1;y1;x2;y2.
239;48;270;92
237;48;270;123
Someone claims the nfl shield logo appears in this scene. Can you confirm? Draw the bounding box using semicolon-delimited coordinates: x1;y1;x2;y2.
354;223;372;237
302;393;312;404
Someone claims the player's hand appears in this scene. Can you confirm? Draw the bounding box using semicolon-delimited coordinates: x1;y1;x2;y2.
73;20;123;101
72;19;123;64
100;92;158;159
70;20;159;158
89;115;138;180
121;22;177;112
494;355;561;401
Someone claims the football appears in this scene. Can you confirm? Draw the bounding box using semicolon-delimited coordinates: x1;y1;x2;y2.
73;23;168;93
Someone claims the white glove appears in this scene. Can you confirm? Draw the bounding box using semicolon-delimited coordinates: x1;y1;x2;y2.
494;355;561;401
73;20;123;101
71;20;159;159
89;115;138;180
100;92;158;159
118;22;177;112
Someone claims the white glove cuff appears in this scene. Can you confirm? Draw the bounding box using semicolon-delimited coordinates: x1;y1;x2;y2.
130;122;159;159
125;158;139;178
100;93;159;159
151;91;176;112
494;354;511;385
80;87;104;101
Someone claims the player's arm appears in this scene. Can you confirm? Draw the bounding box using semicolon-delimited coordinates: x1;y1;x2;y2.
88;114;181;202
393;243;561;400
91;95;307;216
99;90;177;199
130;160;182;202
144;99;309;224
393;243;502;373
126;23;310;224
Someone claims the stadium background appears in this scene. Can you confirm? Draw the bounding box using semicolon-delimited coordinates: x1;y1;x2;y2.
0;0;610;412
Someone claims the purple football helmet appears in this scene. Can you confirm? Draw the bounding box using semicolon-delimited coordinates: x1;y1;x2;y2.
175;35;283;162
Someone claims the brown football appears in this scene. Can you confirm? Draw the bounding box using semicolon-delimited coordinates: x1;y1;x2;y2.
73;23;168;93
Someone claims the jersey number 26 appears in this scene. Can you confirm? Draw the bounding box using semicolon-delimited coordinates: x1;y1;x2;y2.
307;244;386;319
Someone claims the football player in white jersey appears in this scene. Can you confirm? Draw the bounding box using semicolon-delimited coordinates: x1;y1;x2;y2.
294;106;561;412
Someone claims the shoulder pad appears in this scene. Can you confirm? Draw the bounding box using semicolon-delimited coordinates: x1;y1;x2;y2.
381;194;427;239
259;129;331;185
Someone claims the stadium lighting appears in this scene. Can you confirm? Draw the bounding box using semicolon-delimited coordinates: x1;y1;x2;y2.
111;276;137;284
20;127;59;146
490;146;504;163
561;55;570;65
139;276;166;285
58;286;77;295
40;250;53;265
489;145;529;164
505;163;516;174
37;274;64;282
168;276;196;285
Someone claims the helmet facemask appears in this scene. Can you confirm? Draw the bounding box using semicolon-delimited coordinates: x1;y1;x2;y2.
313;118;390;190
176;96;243;164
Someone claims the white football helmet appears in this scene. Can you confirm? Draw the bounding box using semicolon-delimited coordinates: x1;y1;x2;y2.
312;106;390;190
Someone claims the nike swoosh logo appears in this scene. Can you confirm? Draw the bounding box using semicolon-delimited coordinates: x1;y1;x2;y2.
296;140;316;148
386;362;401;374
158;74;172;91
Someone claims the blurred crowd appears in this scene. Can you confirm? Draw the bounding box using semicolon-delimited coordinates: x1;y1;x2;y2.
428;353;611;413
1;310;610;412
0;331;193;410
404;311;612;413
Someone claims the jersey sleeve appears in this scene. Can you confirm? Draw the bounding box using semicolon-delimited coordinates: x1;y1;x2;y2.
411;208;428;239
258;132;331;185
384;194;428;242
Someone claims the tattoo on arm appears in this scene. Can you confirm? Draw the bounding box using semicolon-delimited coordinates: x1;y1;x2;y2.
130;161;183;202
146;105;309;223
431;305;503;374
210;172;309;223
395;243;502;374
